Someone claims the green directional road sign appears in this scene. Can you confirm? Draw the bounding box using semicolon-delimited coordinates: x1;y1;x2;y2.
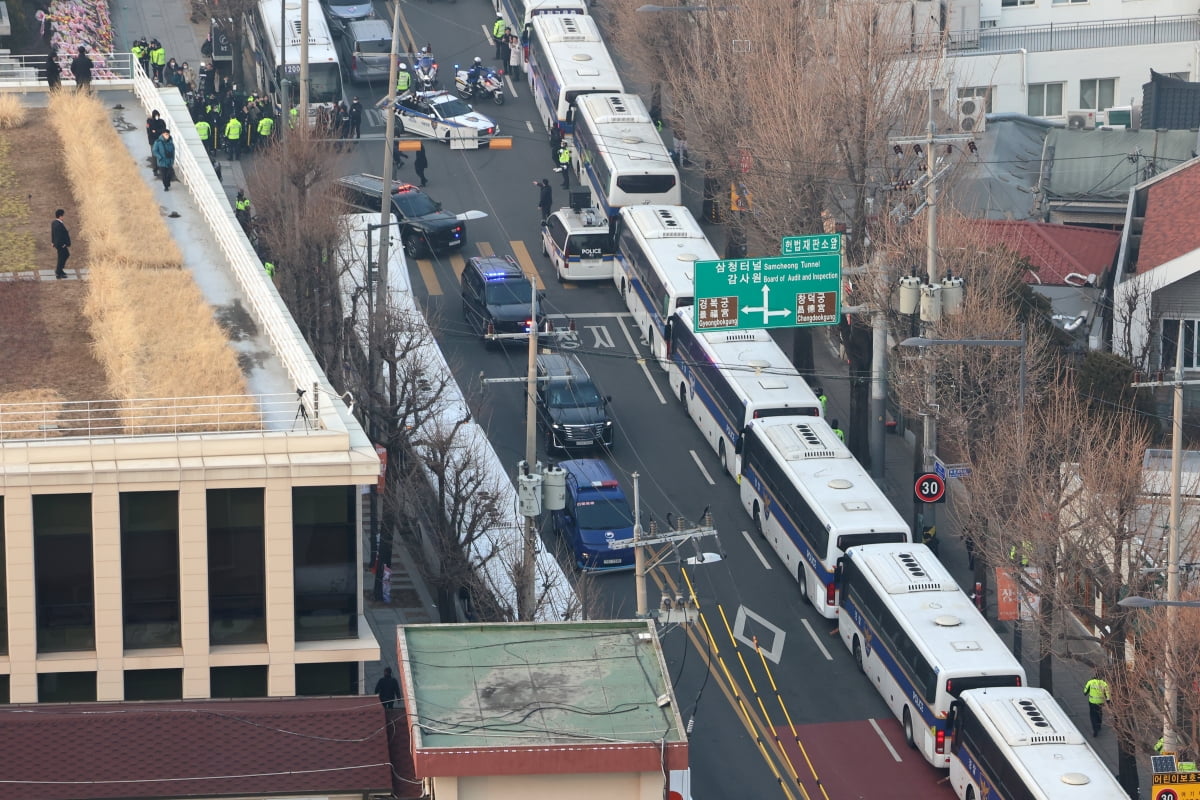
693;252;843;332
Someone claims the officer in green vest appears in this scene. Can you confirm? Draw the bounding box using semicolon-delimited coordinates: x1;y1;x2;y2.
149;39;166;83
224;115;243;160
1083;677;1110;737
830;418;845;442
256;114;274;149
263;261;275;278
396;62;412;97
492;13;507;59
814;386;828;415
235;189;251;231
556;143;571;189
1009;542;1031;567
131;40;146;74
288;106;299;128
195;118;212;153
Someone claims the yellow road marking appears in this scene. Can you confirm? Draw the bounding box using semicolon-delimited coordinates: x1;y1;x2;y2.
510;240;546;290
416;259;442;296
449;253;467;283
476;241;495;256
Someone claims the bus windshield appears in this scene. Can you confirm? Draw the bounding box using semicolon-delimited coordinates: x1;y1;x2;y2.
945;674;1024;698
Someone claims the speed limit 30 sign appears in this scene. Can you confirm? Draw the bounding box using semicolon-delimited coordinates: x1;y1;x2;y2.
914;472;946;504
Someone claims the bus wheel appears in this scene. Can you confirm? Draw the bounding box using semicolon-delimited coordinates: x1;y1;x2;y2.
853;637;864;672
678;383;687;412
965;789;975;800
752;503;763;538
798;569;811;605
903;708;916;749
718;439;729;474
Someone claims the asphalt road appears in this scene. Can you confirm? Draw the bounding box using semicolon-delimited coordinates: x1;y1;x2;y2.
336;2;960;797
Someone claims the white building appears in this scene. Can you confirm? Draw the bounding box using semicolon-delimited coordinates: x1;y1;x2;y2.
904;0;1199;124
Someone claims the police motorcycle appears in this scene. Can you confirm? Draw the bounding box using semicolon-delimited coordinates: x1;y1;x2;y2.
415;46;438;91
454;57;505;106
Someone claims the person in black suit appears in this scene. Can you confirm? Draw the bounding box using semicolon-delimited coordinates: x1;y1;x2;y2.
51;208;71;279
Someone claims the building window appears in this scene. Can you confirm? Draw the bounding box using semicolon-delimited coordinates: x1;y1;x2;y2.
1028;82;1064;117
1001;0;1035;6
293;486;358;642
125;668;183;700
38;671;96;702
956;86;994;113
1079;78;1116;111
207;488;266;645
0;675;8;704
211;665;268;698
1052;0;1088;4
1160;319;1200;369
296;662;359;696
0;497;6;656
121;492;180;649
34;494;94;653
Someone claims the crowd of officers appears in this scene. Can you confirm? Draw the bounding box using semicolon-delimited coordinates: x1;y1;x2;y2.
188;80;277;160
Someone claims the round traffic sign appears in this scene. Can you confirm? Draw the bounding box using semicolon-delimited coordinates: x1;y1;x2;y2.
914;472;945;503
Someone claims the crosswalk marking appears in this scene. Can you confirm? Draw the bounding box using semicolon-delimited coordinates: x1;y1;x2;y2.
416;259;443;296
476;241;495;256
509;240;545;290
449;253;467;283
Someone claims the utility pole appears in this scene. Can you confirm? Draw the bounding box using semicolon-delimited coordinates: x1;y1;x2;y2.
889;84;971;534
520;278;540;620
1132;333;1200;754
299;0;309;123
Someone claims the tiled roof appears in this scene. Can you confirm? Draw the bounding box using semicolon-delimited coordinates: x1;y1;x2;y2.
969;219;1120;285
1135;160;1200;272
0;696;393;800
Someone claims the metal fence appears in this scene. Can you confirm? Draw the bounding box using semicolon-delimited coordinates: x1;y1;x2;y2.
0;393;309;440
0;51;134;87
919;13;1200;56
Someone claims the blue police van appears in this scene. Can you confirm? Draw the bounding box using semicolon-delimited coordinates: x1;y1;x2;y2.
553;459;636;571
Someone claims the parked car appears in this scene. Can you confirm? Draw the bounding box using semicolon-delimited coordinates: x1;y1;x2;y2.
395;91;498;144
337;19;391;84
536;353;613;451
321;0;374;37
460;255;545;344
336;173;465;257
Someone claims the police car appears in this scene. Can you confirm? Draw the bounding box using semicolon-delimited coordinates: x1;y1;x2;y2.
394;91;498;145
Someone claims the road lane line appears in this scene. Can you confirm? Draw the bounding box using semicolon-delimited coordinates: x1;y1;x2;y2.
476;241;495;256
741;531;772;570
616;315;666;405
800;619;834;661
689;449;716;485
565;311;633;319
526;120;535;133
505;74;519;97
510;240;546;290
449;253;467;283
416;259;443;296
869;718;903;762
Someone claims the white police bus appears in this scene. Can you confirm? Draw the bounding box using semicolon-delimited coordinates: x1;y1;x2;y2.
839;543;1026;769
948;687;1126;800
739;417;909;615
666;305;822;476
498;0;589;27
613;205;713;365
572;93;680;218
247;0;343;124
527;15;623;134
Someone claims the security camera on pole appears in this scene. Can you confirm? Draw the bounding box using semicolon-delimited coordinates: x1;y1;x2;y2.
890;83;971;536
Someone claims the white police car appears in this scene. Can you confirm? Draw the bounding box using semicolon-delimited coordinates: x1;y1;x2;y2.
394;91;498;145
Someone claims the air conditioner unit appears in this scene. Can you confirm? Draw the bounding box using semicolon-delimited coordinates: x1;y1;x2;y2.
1105;105;1134;127
955;96;987;132
1066;109;1097;130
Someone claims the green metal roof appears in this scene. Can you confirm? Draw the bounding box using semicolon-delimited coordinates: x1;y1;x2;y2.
1043;128;1197;203
398;620;686;750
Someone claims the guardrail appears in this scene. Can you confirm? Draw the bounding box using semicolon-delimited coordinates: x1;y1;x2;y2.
0;51;134;87
127;62;335;430
0;393;306;440
921;13;1200;55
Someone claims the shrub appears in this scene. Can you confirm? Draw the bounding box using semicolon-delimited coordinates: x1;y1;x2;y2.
0;94;27;129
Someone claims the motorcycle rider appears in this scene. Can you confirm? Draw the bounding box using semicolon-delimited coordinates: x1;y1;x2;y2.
415;46;437;90
466;56;485;95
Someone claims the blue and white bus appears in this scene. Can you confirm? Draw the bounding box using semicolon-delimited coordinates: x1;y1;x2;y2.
247;0;343;124
613;205;713;365
839;543;1026;768
527;15;623;134
739;416;909;615
572;93;680;218
666;305;821;476
948;687;1126;800
497;0;588;28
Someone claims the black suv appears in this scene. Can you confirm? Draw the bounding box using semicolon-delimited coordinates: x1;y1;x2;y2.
536;353;614;451
336;173;465;258
461;255;546;344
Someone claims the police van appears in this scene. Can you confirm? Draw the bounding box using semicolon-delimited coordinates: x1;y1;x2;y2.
541;193;613;282
552;459;635;572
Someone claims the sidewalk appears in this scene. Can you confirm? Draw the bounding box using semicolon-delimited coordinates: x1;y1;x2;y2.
813;332;1147;796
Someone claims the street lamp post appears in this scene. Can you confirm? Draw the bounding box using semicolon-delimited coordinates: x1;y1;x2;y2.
1120;593;1200;754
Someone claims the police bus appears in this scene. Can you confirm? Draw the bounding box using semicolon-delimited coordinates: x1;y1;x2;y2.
838;543;1026;769
612;205;713;365
527;15;623;134
247;0;343;124
948;687;1126;800
498;0;589;27
666;305;822;476
739;417;909;615
572;93;680;218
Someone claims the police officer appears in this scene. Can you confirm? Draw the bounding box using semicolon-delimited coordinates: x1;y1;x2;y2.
556;143;571;189
1083;676;1110;737
224;115;243;160
235;190;251;231
814;386;828;415
256;113;274;149
492;13;506;59
396;62;412;98
830;418;845;442
195;117;213;154
137;37;152;75
131;39;147;75
263;261;275;279
150;39;166;84
349;96;363;139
